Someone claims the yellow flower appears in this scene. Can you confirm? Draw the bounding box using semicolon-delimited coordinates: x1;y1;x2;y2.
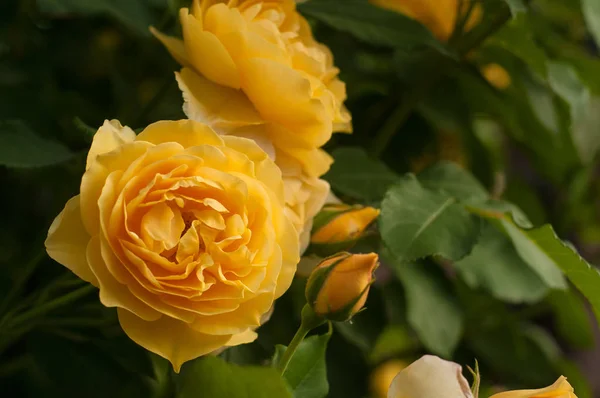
370;0;481;41
387;355;473;398
481;63;512;90
306;252;378;321
152;0;351;174
490;377;577;398
370;360;408;398
45;119;299;371
311;204;380;245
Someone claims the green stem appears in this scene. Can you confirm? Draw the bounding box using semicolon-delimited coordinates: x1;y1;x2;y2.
7;284;96;330
276;305;325;374
370;5;512;157
0;251;45;317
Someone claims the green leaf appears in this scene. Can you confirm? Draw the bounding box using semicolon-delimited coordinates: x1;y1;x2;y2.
547;290;594;350
392;259;463;357
547;62;600;163
495;218;568;290
489;15;548;77
297;0;448;53
272;332;331;398
582;0;600;49
380;175;482;263
369;325;419;364
0;120;74;168
455;223;549;304
503;0;527;16
417;162;489;202
177;356;292;398
37;0;155;36
325;147;400;202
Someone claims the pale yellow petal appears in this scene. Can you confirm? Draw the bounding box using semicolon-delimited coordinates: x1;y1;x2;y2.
149;26;189;66
118;308;232;373
136;120;223;148
181;8;241;89
388;355;473;398
86;120;136;170
225;329;258;347
45;195;97;285
176;68;263;130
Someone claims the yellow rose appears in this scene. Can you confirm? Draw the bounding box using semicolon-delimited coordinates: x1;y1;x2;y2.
370;0;481;41
174;59;332;253
152;0;351;175
490;377;577;398
387;355;473;398
45;119;299;371
305;252;379;321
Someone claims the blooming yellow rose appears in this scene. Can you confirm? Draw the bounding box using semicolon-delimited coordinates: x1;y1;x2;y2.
490;376;577;398
387;355;473;398
370;0;481;41
152;0;351;174
45;119;299;371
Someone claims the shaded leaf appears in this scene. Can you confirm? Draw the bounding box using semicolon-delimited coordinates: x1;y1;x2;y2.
455;223;549;304
417;161;488;202
177;356;292;398
37;0;155;36
548;290;594;350
298;0;449;53
325;147;400;202
380;175;482;263
582;0;600;49
392;258;463;357
0;120;74;168
273;332;331;398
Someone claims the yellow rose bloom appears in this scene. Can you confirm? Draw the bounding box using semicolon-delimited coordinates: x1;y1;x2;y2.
152;0;351;172
173;58;332;252
490;376;577;398
481;63;512;90
370;0;481;41
45;119;299;371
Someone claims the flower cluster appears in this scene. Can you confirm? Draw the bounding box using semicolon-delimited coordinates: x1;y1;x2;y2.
46;0;351;370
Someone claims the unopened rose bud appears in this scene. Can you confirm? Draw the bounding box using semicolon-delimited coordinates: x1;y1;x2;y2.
310;204;379;254
305;252;379;322
387;355;473;398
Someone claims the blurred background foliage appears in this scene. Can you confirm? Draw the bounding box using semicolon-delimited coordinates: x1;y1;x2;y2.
1;0;600;397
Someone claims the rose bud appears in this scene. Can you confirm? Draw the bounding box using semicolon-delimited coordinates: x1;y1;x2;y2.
305;252;379;322
310;204;379;254
388;355;473;398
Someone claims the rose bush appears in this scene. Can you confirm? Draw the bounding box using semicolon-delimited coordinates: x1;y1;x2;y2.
45;119;299;370
152;0;352;251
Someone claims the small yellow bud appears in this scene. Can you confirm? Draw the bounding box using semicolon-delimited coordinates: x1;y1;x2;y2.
481;63;512;90
370;360;408;398
305;252;379;321
311;204;379;249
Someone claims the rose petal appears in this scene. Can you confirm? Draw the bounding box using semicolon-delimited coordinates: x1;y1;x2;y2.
45;195;98;285
117;308;232;373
